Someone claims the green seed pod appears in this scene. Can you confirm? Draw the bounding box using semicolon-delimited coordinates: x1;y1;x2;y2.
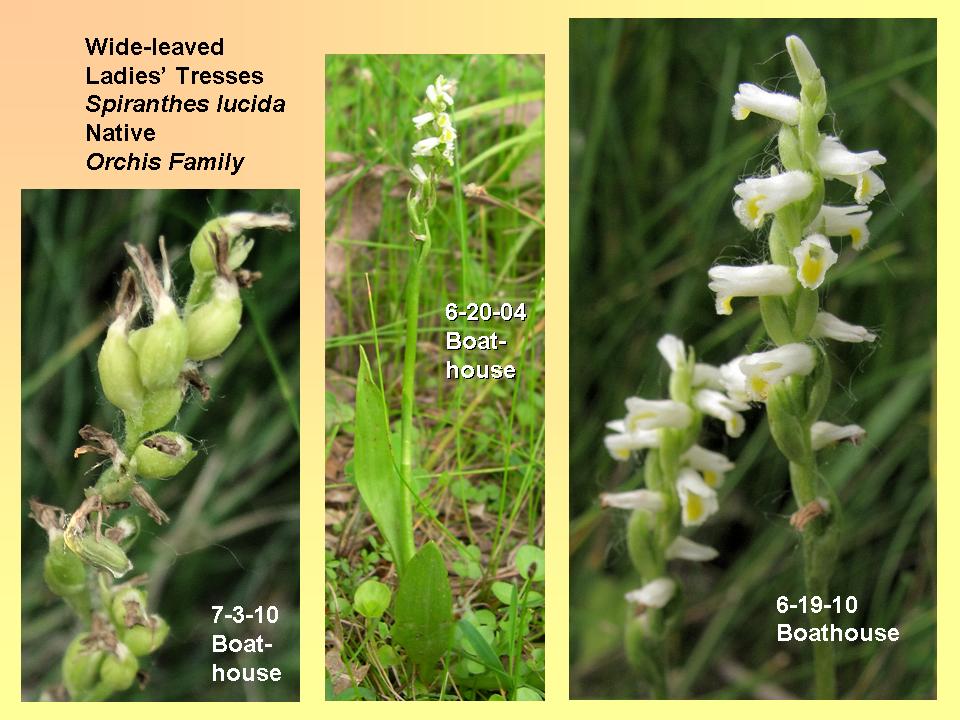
136;304;188;390
190;219;255;276
98;644;138;693
110;587;147;628
139;385;185;433
69;532;133;579
94;466;135;504
133;432;197;479
122;615;169;656
63;633;105;699
98;319;146;414
44;534;87;599
185;277;242;361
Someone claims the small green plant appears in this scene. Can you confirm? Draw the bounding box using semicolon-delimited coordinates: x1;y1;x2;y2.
600;35;884;698
29;211;293;700
326;55;546;701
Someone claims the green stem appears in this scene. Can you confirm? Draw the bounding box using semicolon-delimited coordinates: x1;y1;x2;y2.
398;218;432;566
788;456;838;699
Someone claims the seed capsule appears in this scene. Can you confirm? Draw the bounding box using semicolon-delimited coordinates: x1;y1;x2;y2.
136;305;188;390
133;431;197;478
98;644;139;692
185;277;242;361
98;319;146;414
68;532;133;579
43;534;87;599
139;384;184;433
122;614;169;656
62;633;104;699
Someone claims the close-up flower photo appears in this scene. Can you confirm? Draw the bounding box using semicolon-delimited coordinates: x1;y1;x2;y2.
569;19;935;699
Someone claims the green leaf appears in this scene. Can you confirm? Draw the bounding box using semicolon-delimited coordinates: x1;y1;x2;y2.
514;544;545;581
456;618;515;690
393;542;454;670
353;347;415;573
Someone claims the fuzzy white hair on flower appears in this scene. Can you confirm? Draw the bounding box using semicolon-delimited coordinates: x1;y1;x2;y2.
733;170;814;230
625;577;676;609
412;137;441;157
731;83;801;125
692;389;748;438
739;343;817;401
624;397;693;431
666;536;719;562
681;445;735;488
600;489;666;512
677;468;719;527
811;311;877;343
604;428;661;461
707;264;795;315
811;421;866;450
792;234;838;290
807;204;872;251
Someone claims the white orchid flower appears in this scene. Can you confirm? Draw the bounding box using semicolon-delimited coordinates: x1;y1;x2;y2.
625;577;676;609
708;264;795;315
412;137;441;156
693;389;748;438
624;397;693;431
811;311;877;343
731;83;801;125
811;421;867;450
666;536;719;562
677;468;719;527
792;234;839;290
412;111;435;129
681;445;735;488
600;489;666;512
733;170;814;230
739;343;817;401
604;428;661;461
806;204;872;250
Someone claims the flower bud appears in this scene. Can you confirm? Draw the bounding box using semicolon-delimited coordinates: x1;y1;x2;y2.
136;307;188;390
43;534;87;599
68;532;133;579
133;432;197;479
185;277;242;361
137;384;185;433
62;633;104;699
98;319;146;414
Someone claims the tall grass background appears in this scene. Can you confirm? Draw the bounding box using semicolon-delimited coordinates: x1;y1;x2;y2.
569;19;935;699
325;54;545;699
21;189;300;700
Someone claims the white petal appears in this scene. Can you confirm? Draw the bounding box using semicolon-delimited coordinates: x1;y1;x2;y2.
792;234;838;290
656;334;686;370
731;83;801;125
625;577;676;608
666;536;719;561
811;421;866;450
600;489;665;511
811;312;876;343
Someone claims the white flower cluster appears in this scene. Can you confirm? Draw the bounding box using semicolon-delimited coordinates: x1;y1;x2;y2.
715;36;886;312
410;74;458;185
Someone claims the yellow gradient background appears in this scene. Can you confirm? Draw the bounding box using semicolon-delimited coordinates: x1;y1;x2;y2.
3;0;949;714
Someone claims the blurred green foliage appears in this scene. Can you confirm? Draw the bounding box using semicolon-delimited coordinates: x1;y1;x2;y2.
569;20;935;699
22;189;300;700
